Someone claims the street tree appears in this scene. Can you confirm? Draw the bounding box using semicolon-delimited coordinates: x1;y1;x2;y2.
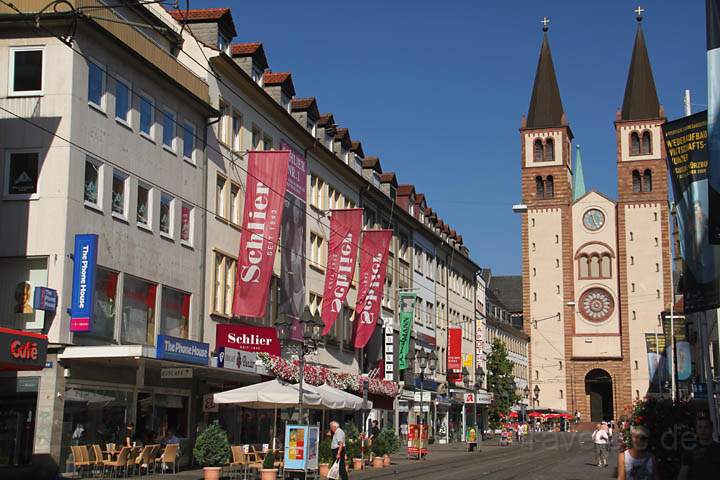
486;338;520;428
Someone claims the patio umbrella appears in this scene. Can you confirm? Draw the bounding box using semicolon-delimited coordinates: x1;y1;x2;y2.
213;379;323;409
527;411;543;419
315;384;372;410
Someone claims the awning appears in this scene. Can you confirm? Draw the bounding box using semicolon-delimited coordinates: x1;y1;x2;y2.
0;328;48;371
213;379;323;409
312;384;372;410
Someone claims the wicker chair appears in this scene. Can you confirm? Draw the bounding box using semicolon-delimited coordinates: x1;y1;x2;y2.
157;443;179;474
103;446;130;478
70;445;91;478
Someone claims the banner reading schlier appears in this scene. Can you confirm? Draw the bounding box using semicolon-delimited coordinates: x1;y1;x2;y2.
353;229;393;349
321;208;363;335
232;151;290;318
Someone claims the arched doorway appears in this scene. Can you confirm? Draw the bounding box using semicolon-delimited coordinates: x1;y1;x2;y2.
585;369;613;422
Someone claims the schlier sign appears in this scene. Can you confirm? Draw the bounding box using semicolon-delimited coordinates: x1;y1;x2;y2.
215;324;280;356
0;327;48;371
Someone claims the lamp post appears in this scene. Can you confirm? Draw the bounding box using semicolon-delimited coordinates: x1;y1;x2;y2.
414;350;437;459
522;386;529;424
275;306;323;424
474;367;484;432
533;385;540;409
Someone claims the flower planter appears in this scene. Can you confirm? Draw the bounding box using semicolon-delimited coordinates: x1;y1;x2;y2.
203;467;222;480
372;457;384;468
353;458;363;470
319;463;330;477
383;454;391;467
260;469;277;480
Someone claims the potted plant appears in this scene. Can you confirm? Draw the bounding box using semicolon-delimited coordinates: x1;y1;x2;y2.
260;451;277;480
318;438;333;477
344;423;363;470
193;421;231;480
370;434;386;468
380;429;400;467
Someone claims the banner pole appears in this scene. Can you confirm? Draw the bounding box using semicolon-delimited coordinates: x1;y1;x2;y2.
669;200;676;403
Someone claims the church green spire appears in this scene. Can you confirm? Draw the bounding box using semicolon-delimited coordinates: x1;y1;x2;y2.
573;144;586;201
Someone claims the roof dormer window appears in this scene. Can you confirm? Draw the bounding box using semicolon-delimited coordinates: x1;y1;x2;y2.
372;171;381;188
218;33;230;54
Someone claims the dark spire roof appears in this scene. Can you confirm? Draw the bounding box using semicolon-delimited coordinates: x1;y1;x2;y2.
621;23;660;121
526;33;565;129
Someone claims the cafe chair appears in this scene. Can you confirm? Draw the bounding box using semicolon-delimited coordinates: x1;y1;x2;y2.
126;447;141;476
70;445;91;478
157;443;179;474
135;445;156;477
103;446;130;478
91;444;108;476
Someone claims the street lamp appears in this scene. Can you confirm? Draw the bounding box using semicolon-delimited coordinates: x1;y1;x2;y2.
522;386;530;423
533;385;540;408
415;350;437;459
275;306;323;424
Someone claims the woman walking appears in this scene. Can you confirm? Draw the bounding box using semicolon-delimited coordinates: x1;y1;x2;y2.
617;425;659;480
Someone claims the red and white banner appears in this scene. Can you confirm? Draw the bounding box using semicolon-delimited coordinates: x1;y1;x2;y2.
321;209;363;335
353;230;393;349
232;151;289;318
447;327;462;370
215;324;280;356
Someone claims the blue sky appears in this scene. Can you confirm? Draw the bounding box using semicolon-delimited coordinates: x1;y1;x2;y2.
190;0;706;274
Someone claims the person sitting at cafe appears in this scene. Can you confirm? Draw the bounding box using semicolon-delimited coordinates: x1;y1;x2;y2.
165;429;180;445
124;422;137;447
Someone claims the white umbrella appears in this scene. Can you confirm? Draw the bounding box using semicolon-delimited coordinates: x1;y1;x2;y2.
316;384;372;410
213;379;323;409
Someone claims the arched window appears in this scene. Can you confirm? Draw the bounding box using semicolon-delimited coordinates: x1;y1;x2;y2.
643;169;653;192
630;131;641;156
579;255;590;278
546;175;554;197
544;138;554;161
600;255;612;278
534;139;544;162
632;170;641;193
641;131;652;155
535;176;544;198
589;255;600;277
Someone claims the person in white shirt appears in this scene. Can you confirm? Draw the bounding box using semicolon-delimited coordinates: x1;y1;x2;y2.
592;423;609;467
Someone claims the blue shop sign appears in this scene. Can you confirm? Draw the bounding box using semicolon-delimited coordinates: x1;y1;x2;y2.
69;234;98;332
34;287;58;312
156;335;209;365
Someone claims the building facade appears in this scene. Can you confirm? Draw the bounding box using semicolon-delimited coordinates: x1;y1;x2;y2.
520;19;671;422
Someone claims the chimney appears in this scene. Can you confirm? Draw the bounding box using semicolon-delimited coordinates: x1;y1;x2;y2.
230;42;268;83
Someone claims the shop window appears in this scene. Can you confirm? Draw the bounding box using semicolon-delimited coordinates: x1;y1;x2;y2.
84;157;102;208
75;267;118;344
87;59;105;110
5;150;40;198
160;193;174;237
9;46;44;96
0;377;39;467
121;275;157;345
180;203;193;245
111;171;128;218
137;183;151;228
0;257;48;330
115;77;131;125
160;287;190;338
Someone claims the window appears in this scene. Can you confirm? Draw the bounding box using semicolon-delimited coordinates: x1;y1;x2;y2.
216;175;227;218
643;169;653;192
111;171;128;217
310;174;326;210
263;135;273;150
5;150;40;198
162;108;176;152
310;232;325;269
641;131;652;155
535;176;544;198
115;77;131;124
630;131;641;156
213;252;237;317
87;59;105;110
84;158;101;207
160;193;173;237
600;255;612;277
252;127;262;149
180;203;193;245
182;122;196;162
632;170;642;193
230;183;241;225
74;267;118;343
309;292;323;316
544;138;554;161
533;139;543;162
9;46;44;96
219;100;231;145
546;176;554;197
121;275;157;345
160;287;190;338
414;247;423;274
232;112;243;151
139;93;154;137
137;183;151;228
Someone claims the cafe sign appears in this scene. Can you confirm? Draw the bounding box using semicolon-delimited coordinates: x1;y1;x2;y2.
0;327;48;371
218;347;257;374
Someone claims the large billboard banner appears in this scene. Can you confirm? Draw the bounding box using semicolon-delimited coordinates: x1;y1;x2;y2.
353;230;393;349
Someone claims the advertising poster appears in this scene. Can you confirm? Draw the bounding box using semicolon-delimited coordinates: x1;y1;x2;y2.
707;0;720;241
662;112;720;312
279;141;307;341
233;151;289;318
398;291;416;370
70;234;98;332
284;424;307;471
307;426;319;470
661;313;692;381
407;424;428;457
353;230;393;348
644;333;667;393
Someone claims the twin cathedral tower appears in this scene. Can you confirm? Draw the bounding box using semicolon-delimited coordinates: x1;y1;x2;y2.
520;14;671;421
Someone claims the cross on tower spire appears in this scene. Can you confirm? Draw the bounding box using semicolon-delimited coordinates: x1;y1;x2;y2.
635;5;644;22
541;16;550;32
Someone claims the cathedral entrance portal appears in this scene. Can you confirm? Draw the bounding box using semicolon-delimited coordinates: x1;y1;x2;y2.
585;369;613;422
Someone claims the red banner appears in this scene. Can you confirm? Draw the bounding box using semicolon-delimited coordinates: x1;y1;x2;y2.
321;209;363;335
232;151;289;318
447;328;462;370
353;230;393;349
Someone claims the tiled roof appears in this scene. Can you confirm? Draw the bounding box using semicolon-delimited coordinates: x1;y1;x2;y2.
380;172;397;185
363;156;382;172
317;113;334;127
351;141;364;157
230;42;268;70
169;8;236;37
488;275;523;313
291;97;316;111
397;184;415;196
334;128;352;149
263;71;296;96
415;193;426;205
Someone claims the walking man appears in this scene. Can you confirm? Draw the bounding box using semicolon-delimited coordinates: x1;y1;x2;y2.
330;421;348;480
592;423;609;467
